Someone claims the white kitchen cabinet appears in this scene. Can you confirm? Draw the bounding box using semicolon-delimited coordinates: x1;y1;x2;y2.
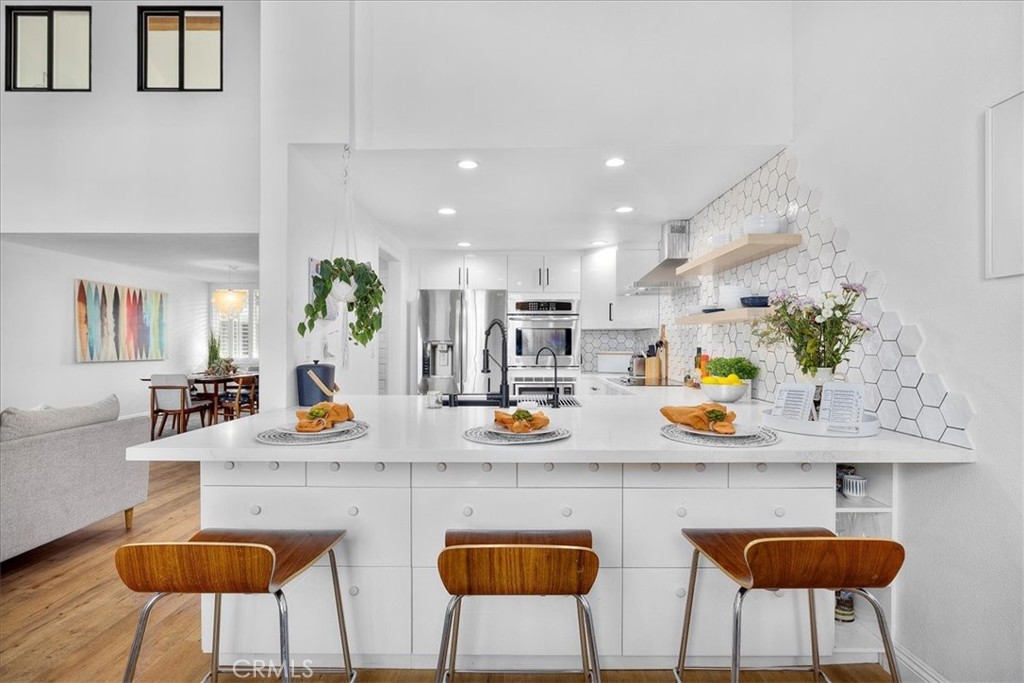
201;460;306;487
507;252;581;293
580;247;659;329
419;251;508;290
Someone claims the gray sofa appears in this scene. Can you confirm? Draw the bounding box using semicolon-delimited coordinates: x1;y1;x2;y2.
0;395;150;562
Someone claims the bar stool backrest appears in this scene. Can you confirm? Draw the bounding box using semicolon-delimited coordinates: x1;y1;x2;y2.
115;542;276;594
445;529;593;548
438;544;599;596
743;537;905;590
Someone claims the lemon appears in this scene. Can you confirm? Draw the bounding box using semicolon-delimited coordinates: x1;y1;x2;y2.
703;376;719;385
726;374;742;385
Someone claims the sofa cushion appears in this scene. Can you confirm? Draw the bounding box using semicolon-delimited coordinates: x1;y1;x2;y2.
0;394;120;442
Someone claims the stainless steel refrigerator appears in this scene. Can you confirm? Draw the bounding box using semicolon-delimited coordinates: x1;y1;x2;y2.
417;289;506;396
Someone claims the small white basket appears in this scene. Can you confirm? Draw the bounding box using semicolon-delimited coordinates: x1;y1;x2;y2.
842;475;867;498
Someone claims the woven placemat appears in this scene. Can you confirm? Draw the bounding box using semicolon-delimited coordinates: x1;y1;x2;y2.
463;426;572;445
660;424;779;448
255;421;370;446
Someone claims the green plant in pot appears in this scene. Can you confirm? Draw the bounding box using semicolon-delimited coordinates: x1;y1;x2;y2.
207;332;221;368
298;257;385;347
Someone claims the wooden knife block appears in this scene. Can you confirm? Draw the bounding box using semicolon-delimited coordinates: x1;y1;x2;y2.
645;357;661;382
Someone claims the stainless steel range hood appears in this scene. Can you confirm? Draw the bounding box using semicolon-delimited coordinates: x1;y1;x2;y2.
624;220;696;295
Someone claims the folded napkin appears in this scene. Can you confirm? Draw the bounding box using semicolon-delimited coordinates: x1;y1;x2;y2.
494;409;551;433
660;402;737;435
295;402;355;432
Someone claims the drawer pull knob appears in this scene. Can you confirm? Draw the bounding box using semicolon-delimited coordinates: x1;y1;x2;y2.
774;507;786;517
348;586;360;597
561;507;573;517
544;463;555;472
329;462;341;472
223;461;235;470
774;590;784;597
650;463;661;472
462;506;474;517
375;462;386;472
250;505;262;516
268;461;280;471
588;463;599;472
348;506;359;517
756;463;768;473
801;462;812;472
436;463;448;472
481;463;493;472
676;506;688;518
695;463;706;473
675;588;688;599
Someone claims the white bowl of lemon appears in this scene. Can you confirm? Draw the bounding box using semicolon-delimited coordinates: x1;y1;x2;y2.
700;374;749;403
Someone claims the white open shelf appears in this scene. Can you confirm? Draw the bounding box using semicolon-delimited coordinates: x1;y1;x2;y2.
835;493;892;514
834;618;884;654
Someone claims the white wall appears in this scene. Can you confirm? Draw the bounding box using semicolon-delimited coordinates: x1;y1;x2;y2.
791;2;1023;680
0;240;209;416
0;0;260;234
353;0;793;149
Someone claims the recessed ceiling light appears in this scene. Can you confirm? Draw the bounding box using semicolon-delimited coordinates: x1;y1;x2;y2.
457;160;478;170
457;241;471;247
438;207;457;215
614;206;634;214
590;240;609;246
605;157;626;168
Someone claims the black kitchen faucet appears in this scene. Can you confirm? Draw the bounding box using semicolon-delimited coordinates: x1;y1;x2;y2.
481;318;511;409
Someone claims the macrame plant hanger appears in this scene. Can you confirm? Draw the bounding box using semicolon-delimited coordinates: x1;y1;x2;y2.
324;144;357;371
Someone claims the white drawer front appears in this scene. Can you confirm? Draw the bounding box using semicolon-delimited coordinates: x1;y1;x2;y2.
623;463;728;488
307;461;410;487
201;486;411;566
411;488;622;567
729;462;833;488
412;567;622;656
517;462;622;488
203;566;411;656
622;568;833;657
623;489;834;568
201;460;305;486
412;462;516;487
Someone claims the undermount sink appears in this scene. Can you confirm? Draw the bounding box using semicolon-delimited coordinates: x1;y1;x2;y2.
443;395;581;408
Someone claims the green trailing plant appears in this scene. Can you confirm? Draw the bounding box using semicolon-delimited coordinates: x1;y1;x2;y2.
207;333;221;368
705;356;760;380
298;257;386;347
207;357;238;376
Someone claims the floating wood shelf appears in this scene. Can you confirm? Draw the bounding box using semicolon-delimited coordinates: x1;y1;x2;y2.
675;233;802;278
676;307;771;325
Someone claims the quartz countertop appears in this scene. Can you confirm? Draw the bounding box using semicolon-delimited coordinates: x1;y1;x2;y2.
127;393;975;465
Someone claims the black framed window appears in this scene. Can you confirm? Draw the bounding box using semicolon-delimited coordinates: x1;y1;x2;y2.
138;6;222;91
4;6;91;91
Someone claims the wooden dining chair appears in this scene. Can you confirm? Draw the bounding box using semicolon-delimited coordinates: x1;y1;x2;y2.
149;373;212;440
435;529;602;683
216;375;256;422
115;528;355;683
675;527;905;683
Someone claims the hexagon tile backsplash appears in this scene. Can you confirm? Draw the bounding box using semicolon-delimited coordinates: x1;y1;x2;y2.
661;150;973;448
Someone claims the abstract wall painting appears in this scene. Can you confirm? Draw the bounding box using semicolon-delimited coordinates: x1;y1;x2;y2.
75;279;167;362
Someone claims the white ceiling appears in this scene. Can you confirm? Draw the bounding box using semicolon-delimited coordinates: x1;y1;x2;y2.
0;233;259;283
350;145;784;250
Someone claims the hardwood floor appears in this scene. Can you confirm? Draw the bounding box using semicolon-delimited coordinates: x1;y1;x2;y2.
0;461;889;683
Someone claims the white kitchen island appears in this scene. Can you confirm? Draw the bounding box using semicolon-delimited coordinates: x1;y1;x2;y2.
127;391;972;671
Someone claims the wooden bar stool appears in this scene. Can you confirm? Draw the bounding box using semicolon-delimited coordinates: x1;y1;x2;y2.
435;529;601;683
115;528;356;683
674;527;904;683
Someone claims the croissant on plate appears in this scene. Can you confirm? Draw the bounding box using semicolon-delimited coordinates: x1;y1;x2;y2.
295;402;355;432
494;409;550;433
660;402;736;434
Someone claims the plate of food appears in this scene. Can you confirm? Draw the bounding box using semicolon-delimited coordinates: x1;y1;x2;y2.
671;422;762;438
278;420;357;436
487;409;553;435
660;402;756;437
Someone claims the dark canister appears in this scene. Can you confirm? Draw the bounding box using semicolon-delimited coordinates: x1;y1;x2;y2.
296;361;336;406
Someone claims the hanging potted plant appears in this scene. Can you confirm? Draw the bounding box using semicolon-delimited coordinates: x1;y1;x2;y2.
298;257;385;346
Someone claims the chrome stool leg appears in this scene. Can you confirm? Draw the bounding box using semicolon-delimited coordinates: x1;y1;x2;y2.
328;549;356;682
850;588;902;683
577;594;602;683
730;587;748;683
576;598;591;680
674;548;701;683
211;593;222;683
123;592;168;683
274;590;291;683
435;595;463;683
808;588;823;681
447;599;462;681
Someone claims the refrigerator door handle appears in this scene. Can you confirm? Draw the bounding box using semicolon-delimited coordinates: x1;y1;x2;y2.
538;267;543;287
